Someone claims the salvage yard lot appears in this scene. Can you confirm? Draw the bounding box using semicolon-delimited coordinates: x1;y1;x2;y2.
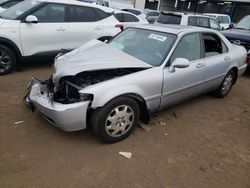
0;62;250;188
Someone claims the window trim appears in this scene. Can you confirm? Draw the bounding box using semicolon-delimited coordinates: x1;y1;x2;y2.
200;32;229;59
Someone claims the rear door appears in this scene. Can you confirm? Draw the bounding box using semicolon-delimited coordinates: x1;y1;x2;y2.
201;32;231;92
68;5;106;49
161;33;206;109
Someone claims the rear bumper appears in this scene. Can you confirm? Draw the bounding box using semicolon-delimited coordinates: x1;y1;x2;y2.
238;64;247;76
25;78;90;132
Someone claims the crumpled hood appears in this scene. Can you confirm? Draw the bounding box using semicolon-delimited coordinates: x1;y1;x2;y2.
53;39;152;84
222;28;250;41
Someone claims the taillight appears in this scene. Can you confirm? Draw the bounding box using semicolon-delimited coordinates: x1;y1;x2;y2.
115;24;124;31
244;56;249;64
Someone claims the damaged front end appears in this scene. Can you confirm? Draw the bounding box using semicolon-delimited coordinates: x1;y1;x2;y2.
24;68;144;132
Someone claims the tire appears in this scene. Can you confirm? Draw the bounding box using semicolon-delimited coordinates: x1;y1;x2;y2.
213;70;236;98
0;44;16;75
91;97;140;143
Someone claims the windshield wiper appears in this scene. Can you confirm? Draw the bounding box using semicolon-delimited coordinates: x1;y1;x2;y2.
235;27;248;30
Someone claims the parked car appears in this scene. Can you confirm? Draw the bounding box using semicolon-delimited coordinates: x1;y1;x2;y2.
120;8;147;21
114;10;148;29
25;25;248;143
203;13;231;30
222;15;250;65
0;0;23;12
143;9;160;24
156;11;221;31
0;0;121;75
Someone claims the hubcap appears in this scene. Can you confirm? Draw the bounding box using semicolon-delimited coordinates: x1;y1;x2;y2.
105;105;134;137
0;50;11;73
221;74;233;95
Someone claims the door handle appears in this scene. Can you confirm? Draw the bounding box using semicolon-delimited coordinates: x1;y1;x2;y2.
56;28;66;31
224;56;231;61
94;27;102;30
196;62;205;68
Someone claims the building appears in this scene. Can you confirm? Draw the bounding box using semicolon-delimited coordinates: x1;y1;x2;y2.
136;0;250;21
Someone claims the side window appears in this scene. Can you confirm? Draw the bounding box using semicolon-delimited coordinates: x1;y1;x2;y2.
209;19;220;30
69;6;97;22
114;13;124;22
197;17;209;28
188;16;197;26
32;3;65;23
123;13;139;22
95;8;111;20
170;33;201;64
202;33;228;58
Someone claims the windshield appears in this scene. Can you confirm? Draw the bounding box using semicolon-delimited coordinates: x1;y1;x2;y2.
235;16;250;30
109;28;176;66
0;0;41;20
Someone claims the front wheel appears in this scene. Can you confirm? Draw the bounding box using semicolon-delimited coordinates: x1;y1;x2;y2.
213;70;236;98
91;97;140;143
0;45;16;75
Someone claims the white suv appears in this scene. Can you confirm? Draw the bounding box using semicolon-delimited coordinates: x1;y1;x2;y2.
0;0;121;75
156;12;221;31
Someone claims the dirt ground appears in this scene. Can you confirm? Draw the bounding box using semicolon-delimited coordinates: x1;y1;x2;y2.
0;62;250;188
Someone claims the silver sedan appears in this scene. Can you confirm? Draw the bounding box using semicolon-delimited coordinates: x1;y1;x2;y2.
25;25;248;143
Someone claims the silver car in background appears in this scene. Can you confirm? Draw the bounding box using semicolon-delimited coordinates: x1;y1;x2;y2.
25;25;248;143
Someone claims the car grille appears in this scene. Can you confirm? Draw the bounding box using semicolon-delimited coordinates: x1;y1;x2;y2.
229;39;250;51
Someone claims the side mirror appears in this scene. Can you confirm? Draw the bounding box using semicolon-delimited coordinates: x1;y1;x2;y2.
169;58;190;73
25;15;38;24
229;22;235;29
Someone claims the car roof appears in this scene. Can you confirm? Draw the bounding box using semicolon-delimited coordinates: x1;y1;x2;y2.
114;10;142;19
160;11;215;19
131;24;215;35
121;8;143;12
35;0;114;12
204;13;229;17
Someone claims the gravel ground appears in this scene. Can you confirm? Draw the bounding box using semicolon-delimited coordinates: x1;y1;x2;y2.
0;62;250;188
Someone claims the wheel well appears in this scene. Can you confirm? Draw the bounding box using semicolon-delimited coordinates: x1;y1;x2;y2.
230;67;238;84
0;40;21;63
121;94;150;124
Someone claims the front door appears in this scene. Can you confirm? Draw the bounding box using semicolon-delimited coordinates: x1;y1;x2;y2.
160;33;206;109
20;3;68;56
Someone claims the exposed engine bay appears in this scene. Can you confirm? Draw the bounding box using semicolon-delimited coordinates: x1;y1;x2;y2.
47;68;145;104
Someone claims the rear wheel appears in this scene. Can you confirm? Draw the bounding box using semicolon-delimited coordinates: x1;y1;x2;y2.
214;70;236;98
91;97;140;143
0;45;16;75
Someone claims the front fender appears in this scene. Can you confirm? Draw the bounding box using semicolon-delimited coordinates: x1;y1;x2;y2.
89;85;146;108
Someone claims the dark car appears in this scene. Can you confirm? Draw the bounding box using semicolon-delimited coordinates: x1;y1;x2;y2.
222;15;250;65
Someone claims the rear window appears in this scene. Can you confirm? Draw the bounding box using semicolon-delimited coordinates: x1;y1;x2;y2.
121;9;141;16
217;16;230;24
156;14;181;24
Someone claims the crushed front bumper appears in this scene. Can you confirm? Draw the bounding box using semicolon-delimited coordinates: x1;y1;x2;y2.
24;77;90;132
